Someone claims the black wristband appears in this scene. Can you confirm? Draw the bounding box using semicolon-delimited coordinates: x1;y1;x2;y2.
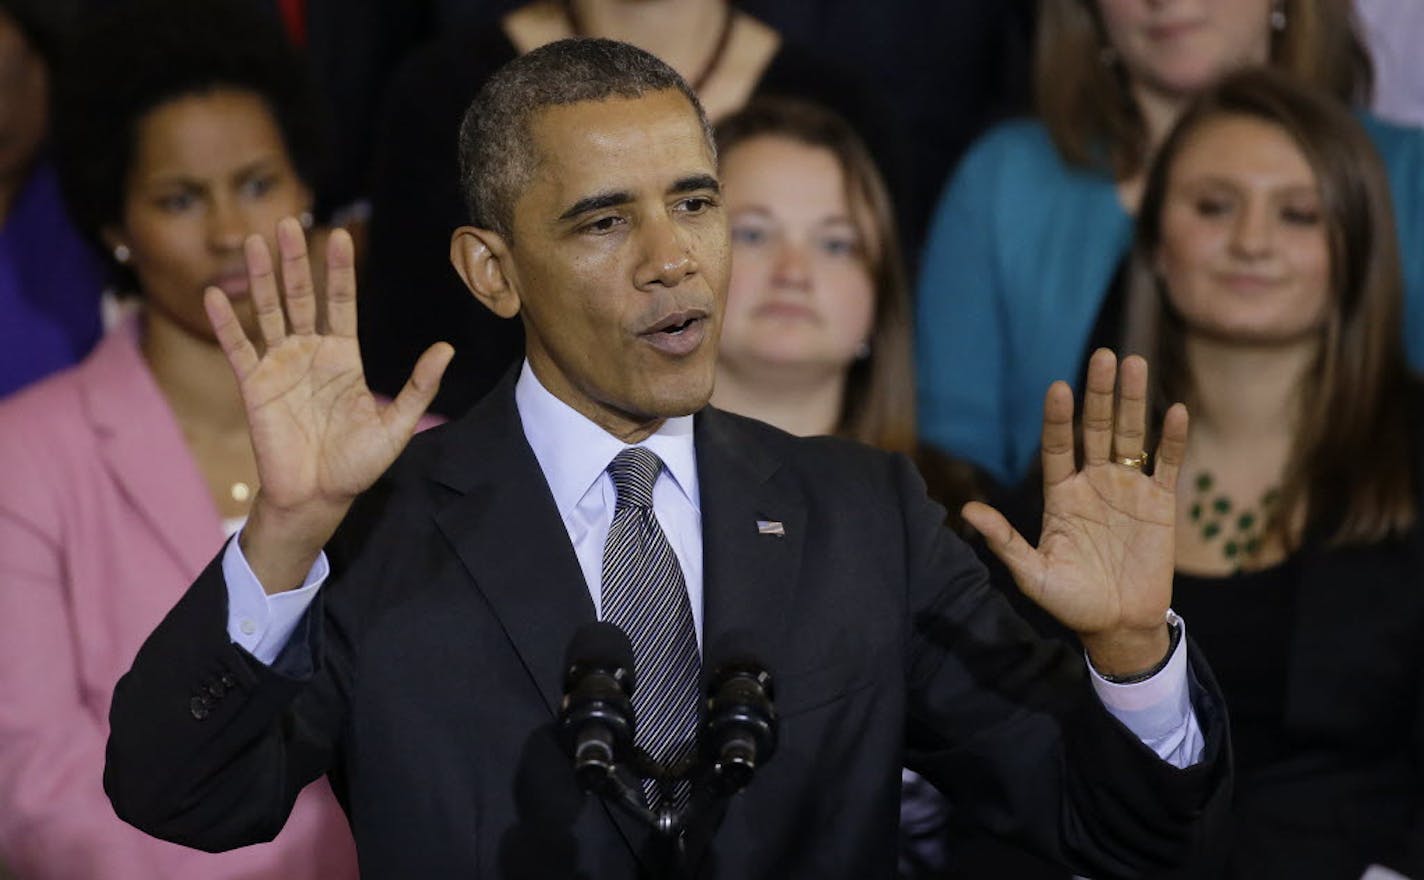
1096;613;1183;685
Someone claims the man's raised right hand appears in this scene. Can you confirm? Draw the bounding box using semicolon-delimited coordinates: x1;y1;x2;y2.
205;217;453;593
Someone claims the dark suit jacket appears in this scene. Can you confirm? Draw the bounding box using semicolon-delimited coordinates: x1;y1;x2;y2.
104;374;1230;878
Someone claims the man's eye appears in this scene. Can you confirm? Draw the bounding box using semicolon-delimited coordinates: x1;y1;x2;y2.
582;215;623;234
679;196;715;213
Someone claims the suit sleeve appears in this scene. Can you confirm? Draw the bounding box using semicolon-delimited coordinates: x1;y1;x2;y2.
103;551;346;852
99;478;407;853
892;454;1232;878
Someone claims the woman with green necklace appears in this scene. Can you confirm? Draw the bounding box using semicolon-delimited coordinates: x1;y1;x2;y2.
1115;68;1424;880
949;68;1424;879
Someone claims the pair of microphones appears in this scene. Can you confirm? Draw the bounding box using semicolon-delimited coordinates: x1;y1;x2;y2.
557;622;778;836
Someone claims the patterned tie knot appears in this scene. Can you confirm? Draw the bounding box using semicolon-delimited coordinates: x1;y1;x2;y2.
608;446;662;510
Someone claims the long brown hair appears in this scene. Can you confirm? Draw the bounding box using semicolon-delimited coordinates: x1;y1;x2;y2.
1125;68;1415;548
1035;0;1374;179
714;97;918;454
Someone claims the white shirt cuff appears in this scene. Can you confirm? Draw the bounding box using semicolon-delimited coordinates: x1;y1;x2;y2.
222;530;328;666
1087;610;1205;768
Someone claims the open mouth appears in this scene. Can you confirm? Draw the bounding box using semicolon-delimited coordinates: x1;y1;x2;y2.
658;316;698;335
641;310;708;355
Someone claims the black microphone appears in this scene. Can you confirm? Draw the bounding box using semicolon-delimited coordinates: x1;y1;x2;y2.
558;622;637;791
703;659;777;793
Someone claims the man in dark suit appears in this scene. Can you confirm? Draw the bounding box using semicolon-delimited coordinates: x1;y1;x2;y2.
105;39;1228;878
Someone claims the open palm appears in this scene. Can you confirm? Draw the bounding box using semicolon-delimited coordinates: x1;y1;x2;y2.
205;218;452;585
964;350;1188;672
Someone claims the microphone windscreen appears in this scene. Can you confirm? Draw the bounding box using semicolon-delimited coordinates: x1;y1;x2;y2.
704;631;775;703
564;621;635;677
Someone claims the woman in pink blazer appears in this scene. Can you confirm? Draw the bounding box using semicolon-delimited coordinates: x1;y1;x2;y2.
0;2;409;876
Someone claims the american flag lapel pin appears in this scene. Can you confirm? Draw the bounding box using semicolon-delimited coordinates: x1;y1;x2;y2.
756;519;786;537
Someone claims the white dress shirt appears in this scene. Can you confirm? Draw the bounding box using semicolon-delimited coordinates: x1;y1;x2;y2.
222;360;1203;767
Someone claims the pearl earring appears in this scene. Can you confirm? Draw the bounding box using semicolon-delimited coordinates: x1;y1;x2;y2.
1270;3;1287;31
113;243;131;264
298;210;314;230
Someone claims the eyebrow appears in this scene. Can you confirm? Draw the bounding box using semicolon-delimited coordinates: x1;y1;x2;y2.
729;204;858;227
670;174;720;196
556;174;721;222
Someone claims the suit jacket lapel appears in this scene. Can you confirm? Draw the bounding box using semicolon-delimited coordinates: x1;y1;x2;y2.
689;408;805;872
430;374;596;717
695;409;804;720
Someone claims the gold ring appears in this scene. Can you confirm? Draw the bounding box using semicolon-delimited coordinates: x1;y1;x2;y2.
1113;451;1148;470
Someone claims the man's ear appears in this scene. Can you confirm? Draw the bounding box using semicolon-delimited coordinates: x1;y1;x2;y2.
451;225;521;319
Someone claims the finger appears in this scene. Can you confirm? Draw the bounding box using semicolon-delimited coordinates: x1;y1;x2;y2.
1081;348;1116;465
277;217;317;335
1039;381;1077;486
383;342;455;436
1151;402;1190;491
961;501;1046;597
245;234;287;348
1113;354;1149;461
204;287;260;380
325;227;358;339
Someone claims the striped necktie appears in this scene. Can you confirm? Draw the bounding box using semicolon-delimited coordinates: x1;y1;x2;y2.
601;446;701;812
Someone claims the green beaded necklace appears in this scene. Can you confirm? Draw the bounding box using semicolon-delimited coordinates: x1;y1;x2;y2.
1188;472;1279;565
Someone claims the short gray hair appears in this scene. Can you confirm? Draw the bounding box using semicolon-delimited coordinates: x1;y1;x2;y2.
457;37;715;239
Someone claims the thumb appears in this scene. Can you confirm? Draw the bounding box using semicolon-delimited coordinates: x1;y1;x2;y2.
961;500;1045;597
384;342;455;436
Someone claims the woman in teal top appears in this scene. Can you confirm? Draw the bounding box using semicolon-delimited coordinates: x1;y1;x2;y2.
916;0;1424;485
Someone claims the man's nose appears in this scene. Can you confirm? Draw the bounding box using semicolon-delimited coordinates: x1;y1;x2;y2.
636;215;698;288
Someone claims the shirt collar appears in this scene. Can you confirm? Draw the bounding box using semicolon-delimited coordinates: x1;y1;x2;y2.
515;359;699;517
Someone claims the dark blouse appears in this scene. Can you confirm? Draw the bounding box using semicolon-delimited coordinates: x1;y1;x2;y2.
1173;560;1296;776
360;18;894;418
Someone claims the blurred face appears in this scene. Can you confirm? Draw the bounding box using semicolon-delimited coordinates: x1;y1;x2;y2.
0;9;48;183
1155;114;1331;345
111;89;311;342
1096;0;1273;98
718;136;875;382
501;88;729;434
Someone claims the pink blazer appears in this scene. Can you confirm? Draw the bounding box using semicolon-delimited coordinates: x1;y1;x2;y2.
0;321;365;879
